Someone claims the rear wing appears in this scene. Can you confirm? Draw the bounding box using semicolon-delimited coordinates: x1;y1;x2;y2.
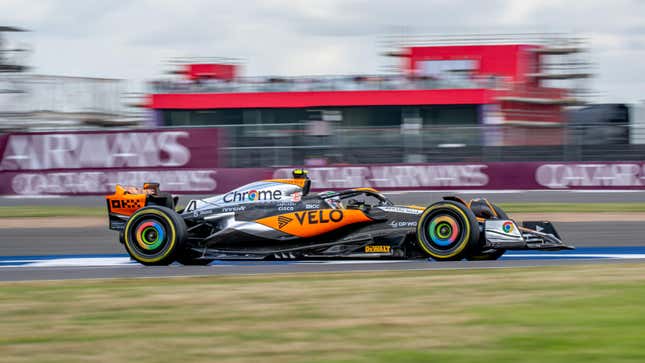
105;183;177;231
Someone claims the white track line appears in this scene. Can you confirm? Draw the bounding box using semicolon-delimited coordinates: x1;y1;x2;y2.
506;253;645;259
2;252;645;269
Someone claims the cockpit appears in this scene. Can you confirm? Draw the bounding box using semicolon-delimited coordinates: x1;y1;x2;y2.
320;189;393;211
289;169;392;211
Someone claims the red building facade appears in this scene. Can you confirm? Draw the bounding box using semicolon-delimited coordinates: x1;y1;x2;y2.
148;38;589;146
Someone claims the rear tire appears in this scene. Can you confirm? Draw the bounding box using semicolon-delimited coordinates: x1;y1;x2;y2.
416;201;481;261
123;206;186;266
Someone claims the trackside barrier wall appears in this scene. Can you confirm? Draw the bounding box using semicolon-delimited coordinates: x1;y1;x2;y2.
1;130;645;195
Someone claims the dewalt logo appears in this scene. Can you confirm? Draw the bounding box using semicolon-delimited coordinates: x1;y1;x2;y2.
365;245;391;253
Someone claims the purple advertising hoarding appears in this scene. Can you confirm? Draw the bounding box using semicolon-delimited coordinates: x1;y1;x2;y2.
274;163;645;191
0;129;223;195
1;129;645;195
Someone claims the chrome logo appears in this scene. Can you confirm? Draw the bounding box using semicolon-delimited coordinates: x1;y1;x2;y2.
223;189;283;202
502;221;514;233
429;215;460;246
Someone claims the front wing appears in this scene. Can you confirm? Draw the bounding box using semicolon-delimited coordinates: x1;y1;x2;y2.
483;220;573;251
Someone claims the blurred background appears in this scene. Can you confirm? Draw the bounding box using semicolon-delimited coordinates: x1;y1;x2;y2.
3;4;645;362
0;1;644;195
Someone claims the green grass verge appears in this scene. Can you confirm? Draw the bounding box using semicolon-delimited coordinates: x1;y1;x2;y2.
2;264;645;362
2;202;645;218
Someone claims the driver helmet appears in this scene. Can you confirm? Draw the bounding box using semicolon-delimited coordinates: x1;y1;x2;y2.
292;169;309;179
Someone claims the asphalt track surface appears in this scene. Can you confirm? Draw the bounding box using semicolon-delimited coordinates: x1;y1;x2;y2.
1;190;644;281
1;248;645;281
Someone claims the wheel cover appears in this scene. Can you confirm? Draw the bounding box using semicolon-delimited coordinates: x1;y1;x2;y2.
135;220;166;251
428;215;460;247
423;210;467;252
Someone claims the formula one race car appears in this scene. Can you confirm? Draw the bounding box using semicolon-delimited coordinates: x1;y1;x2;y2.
106;169;573;265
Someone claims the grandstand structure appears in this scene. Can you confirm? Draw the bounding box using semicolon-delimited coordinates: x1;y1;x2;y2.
385;33;591;122
0;26;28;73
143;34;592;162
0;26;138;131
150;34;591;126
0;27;27;127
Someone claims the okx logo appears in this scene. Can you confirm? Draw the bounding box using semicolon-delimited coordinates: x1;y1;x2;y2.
110;199;141;209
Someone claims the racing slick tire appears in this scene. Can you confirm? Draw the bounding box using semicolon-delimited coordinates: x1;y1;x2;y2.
123;206;187;266
416;201;481;261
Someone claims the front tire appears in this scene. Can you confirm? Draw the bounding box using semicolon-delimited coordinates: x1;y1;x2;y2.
123;206;186;266
416;201;481;261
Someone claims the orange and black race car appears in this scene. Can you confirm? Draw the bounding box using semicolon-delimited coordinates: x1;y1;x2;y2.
106;169;573;265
